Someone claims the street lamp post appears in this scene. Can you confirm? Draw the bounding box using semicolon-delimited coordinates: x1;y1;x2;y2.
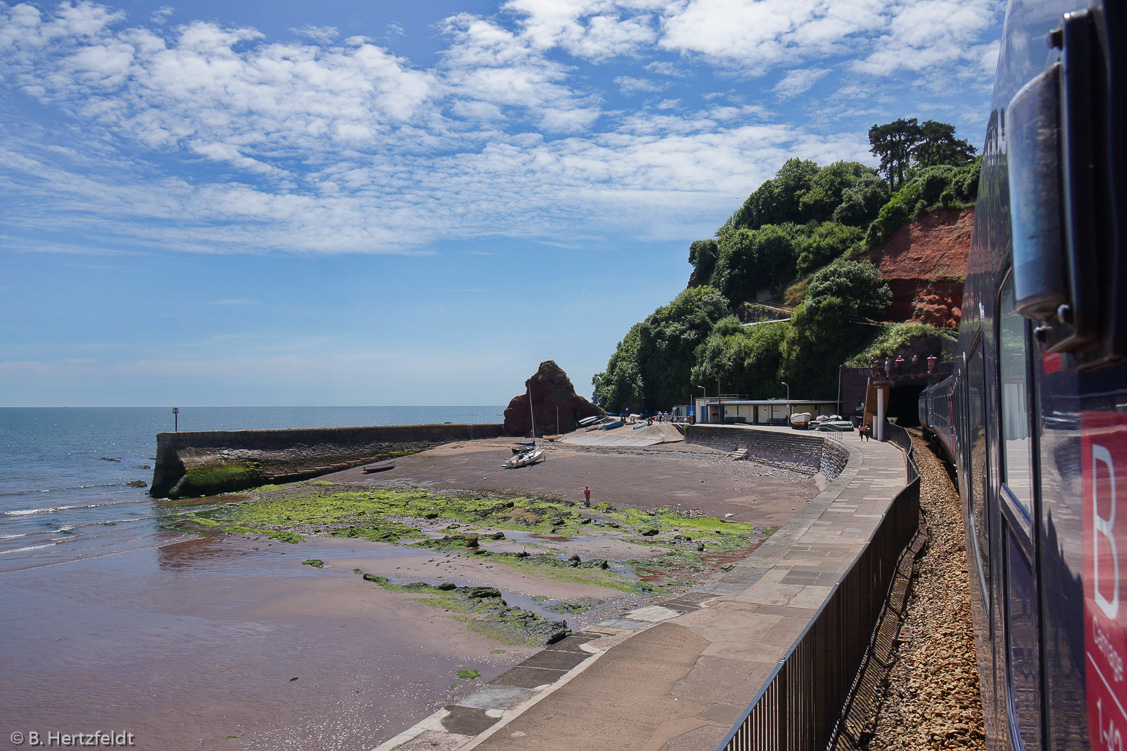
717;378;722;424
696;385;705;423
780;382;790;423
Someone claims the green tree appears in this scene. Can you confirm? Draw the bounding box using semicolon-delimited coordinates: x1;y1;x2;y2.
691;317;789;399
869;118;977;190
712;224;801;305
687;238;719;287
798;161;877;221
832;173;891;226
725;159;821;231
637;286;731;411
595;287;731;412
804;258;891;320
795;222;863;277
869;118;922;190
780;260;891;397
913;120;976;168
592;324;644;412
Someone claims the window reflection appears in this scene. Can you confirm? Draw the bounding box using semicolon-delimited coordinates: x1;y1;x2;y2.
999;276;1033;517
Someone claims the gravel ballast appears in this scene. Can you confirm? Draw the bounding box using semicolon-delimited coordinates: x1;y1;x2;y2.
866;433;986;750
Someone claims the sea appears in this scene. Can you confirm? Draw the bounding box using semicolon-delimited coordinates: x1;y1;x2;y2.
0;406;504;575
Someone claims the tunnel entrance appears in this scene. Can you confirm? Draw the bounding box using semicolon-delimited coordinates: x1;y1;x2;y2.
888;384;924;427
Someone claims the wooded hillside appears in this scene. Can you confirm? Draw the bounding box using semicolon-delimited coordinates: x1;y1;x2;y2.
593;119;979;412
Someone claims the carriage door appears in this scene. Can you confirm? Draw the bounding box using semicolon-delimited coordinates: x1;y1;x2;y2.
997;273;1043;750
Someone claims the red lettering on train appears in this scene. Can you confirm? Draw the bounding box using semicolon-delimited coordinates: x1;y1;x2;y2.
1084;412;1127;751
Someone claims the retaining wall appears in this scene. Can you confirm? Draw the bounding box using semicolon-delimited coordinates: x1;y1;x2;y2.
684;424;850;482
151;423;505;498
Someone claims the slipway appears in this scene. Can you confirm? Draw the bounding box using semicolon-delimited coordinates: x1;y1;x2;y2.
560;422;683;447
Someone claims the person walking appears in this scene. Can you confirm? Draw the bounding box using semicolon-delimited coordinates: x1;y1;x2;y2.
583;486;591;507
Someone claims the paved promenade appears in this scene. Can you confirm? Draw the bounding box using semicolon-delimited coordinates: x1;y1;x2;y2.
375;428;907;751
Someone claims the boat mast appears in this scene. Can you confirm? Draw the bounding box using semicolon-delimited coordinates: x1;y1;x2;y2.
527;382;536;440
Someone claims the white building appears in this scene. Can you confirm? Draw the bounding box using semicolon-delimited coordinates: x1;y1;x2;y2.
689;397;840;425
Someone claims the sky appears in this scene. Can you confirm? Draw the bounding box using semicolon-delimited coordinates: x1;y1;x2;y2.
0;0;1004;407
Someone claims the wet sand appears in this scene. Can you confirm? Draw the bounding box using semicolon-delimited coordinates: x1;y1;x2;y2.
332;438;817;529
0;436;818;750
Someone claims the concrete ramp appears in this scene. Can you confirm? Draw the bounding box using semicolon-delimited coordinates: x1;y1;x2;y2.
561;422;683;447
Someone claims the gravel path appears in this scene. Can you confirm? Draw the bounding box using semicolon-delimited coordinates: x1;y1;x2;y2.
867;433;986;750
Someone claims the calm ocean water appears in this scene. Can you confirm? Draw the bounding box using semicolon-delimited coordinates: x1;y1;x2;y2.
0;406;503;573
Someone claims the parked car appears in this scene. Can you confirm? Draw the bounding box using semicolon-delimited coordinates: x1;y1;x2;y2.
811;420;853;432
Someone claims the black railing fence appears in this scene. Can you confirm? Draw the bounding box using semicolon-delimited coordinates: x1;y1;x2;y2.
718;422;922;751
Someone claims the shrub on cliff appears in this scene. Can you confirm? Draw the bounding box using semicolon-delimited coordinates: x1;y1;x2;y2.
593;286;729;412
865;159;981;248
712;224;800;305
780;260;891;397
848;322;956;366
795;222;864;277
691;316;789;400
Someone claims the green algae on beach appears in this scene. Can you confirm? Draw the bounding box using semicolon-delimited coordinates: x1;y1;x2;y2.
196;484;761;543
352;569;571;646
179;483;765;591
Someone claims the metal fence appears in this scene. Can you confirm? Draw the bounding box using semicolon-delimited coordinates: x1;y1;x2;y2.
718;422;921;751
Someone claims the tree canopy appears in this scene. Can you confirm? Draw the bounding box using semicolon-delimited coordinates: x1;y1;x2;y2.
601;117;973;412
868;118;975;190
593;286;729;412
779;260;891;397
691;316;789;400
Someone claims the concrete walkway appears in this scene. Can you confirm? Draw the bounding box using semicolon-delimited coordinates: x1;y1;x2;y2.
375;429;906;751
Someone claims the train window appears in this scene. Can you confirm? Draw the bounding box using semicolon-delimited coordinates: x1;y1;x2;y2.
1005;534;1043;751
999;275;1034;519
967;341;991;606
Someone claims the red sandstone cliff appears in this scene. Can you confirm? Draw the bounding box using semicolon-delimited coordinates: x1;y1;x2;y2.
865;207;973;329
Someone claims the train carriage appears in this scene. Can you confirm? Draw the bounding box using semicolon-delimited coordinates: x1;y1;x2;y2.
918;0;1125;748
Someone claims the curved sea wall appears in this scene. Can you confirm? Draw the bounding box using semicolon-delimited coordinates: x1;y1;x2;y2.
151;423;505;498
684;424;850;481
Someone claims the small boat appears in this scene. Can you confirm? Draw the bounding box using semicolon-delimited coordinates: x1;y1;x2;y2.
511;440;536;454
790;413;812;429
503;446;546;469
599;419;624;430
578;415;602;427
362;459;395;473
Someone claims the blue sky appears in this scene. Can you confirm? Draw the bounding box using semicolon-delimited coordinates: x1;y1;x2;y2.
0;0;1003;407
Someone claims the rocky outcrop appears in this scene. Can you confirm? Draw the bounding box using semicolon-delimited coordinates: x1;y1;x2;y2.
865;207;973;328
503;361;602;437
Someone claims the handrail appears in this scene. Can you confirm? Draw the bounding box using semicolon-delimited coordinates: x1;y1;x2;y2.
718;422;921;751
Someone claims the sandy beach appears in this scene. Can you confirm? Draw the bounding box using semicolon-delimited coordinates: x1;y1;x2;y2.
0;435;818;750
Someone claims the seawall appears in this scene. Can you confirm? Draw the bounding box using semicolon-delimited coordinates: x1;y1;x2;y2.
151;423;506;498
684;424;850;481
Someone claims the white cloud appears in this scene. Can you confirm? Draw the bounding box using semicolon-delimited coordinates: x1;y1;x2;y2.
292;25;339;44
0;0;998;258
0;5;437;176
438;14;601;132
774;67;829;99
504;0;659;59
615;75;666;94
852;0;1001;76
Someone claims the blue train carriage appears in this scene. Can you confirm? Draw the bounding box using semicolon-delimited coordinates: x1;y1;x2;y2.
948;0;1125;747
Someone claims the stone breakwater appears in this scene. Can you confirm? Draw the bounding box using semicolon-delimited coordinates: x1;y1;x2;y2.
151;423;505;498
684;424;850;481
